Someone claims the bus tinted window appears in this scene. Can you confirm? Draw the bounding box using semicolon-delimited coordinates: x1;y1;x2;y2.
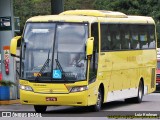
90;23;99;81
101;24;111;51
100;24;156;51
101;24;121;51
120;24;130;50
109;24;121;50
139;25;148;49
148;25;156;49
130;25;140;49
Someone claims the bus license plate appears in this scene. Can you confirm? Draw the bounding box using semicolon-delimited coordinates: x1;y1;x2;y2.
46;97;57;101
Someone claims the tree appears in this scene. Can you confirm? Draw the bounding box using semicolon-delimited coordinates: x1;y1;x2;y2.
93;0;160;46
13;0;51;32
13;0;160;45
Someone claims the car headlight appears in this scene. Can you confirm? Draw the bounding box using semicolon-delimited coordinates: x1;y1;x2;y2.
19;84;33;91
70;86;88;93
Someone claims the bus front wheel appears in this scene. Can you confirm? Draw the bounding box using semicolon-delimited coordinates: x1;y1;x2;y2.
34;105;47;113
92;88;103;112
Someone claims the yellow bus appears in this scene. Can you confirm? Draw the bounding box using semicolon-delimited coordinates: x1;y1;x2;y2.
10;10;157;112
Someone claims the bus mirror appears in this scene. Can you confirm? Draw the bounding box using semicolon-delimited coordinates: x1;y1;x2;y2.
10;36;21;57
86;37;94;56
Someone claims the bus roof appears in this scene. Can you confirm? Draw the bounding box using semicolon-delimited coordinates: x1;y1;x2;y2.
60;10;128;18
27;15;97;23
27;10;155;24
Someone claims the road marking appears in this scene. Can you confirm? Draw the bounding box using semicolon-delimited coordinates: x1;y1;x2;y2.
148;93;160;96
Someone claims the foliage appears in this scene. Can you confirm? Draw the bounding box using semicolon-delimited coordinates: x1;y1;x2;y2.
93;0;160;21
93;0;160;47
64;0;94;10
13;0;51;33
64;0;81;10
0;80;16;87
13;0;160;46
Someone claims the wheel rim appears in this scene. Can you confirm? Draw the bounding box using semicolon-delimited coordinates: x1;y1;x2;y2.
138;84;143;99
97;91;102;108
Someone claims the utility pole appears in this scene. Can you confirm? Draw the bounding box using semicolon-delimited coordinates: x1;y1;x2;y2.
51;0;64;15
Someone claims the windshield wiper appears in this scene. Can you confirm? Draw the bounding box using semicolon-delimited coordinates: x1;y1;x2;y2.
35;50;50;81
55;59;67;81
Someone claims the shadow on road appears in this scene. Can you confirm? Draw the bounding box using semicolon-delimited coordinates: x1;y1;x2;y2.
155;87;160;93
47;106;93;114
45;100;150;114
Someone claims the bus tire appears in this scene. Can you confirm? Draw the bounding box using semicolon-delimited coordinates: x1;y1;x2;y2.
125;80;144;103
34;105;47;113
134;80;144;103
92;88;102;112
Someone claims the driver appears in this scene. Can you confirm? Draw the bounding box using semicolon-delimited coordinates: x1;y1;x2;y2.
69;53;84;67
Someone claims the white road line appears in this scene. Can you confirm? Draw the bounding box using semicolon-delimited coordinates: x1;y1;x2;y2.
148;93;160;96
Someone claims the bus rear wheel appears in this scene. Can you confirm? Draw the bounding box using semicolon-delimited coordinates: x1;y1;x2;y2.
125;80;144;103
134;80;144;103
34;105;47;113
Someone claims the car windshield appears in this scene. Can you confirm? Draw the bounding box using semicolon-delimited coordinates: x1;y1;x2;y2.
21;22;88;82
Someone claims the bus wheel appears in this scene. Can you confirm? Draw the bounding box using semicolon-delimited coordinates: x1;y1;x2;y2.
125;80;144;103
34;105;47;113
134;80;144;103
92;88;102;112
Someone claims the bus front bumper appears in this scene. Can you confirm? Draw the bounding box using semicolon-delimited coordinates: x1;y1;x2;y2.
20;90;88;106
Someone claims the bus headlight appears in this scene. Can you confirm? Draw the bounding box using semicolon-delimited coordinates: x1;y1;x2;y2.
70;86;88;93
20;84;33;91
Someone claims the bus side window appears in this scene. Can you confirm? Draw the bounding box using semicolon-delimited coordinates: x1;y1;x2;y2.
120;24;130;50
101;24;111;51
130;25;140;49
139;25;148;49
90;23;99;81
110;24;121;50
148;25;156;49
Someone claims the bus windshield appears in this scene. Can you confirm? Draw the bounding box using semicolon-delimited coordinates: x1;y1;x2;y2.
21;22;88;82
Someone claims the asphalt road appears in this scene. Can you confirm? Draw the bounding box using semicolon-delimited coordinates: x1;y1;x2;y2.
0;92;160;118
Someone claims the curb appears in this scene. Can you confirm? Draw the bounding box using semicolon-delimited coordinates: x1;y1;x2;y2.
0;100;20;105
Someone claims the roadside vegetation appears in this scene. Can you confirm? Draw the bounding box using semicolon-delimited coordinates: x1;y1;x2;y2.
13;0;160;46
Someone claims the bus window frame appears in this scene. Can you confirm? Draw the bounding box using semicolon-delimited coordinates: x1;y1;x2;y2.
100;23;156;52
19;21;90;83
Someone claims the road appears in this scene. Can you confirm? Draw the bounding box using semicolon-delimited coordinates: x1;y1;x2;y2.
0;93;160;118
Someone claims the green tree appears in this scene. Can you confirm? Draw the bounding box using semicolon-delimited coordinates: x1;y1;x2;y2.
13;0;160;46
13;0;51;32
64;0;81;10
93;0;160;47
64;0;94;10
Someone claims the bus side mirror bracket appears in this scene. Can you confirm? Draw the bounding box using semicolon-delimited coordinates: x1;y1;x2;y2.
86;37;94;59
10;36;21;58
